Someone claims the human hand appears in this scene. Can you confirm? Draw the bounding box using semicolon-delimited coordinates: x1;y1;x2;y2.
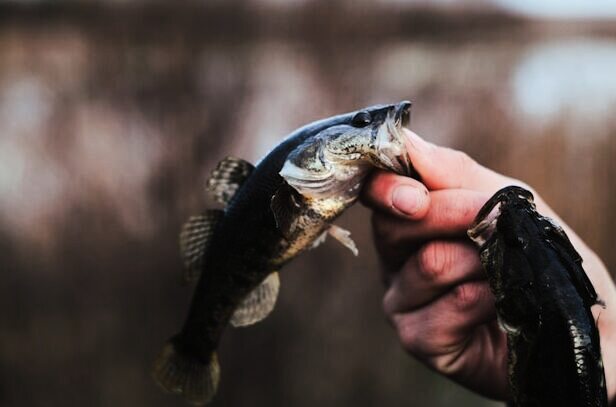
361;129;616;402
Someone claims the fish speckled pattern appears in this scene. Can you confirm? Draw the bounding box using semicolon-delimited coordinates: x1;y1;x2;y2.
153;101;414;405
468;186;607;407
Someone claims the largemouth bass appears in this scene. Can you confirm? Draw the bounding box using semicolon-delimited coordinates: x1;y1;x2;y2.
468;186;607;407
153;101;413;404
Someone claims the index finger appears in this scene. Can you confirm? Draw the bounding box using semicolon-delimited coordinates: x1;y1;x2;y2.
402;129;511;192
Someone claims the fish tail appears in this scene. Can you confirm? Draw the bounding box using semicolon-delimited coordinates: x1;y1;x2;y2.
152;337;220;405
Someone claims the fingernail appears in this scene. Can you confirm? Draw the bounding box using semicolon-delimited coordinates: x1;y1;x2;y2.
392;185;424;216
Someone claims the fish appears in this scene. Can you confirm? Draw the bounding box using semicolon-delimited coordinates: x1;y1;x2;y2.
467;186;607;407
152;101;414;405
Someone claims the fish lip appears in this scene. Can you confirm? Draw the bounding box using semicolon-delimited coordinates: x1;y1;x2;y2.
393;101;413;176
467;186;535;249
377;101;413;176
394;100;412;127
467;207;500;250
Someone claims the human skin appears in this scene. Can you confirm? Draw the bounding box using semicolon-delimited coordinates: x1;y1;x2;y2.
361;129;616;404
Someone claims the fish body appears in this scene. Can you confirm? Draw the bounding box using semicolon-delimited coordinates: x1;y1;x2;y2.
468;186;607;407
153;101;413;404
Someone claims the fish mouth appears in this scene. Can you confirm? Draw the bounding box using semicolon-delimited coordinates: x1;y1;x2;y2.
467;203;501;249
374;101;413;176
394;100;412;127
467;186;536;248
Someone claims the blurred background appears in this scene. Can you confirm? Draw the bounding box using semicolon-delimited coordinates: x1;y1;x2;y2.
1;0;616;406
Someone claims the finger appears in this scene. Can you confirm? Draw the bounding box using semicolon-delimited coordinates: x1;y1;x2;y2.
403;129;512;192
371;189;488;273
361;171;430;219
383;240;484;314
374;189;490;252
371;211;419;277
391;280;496;359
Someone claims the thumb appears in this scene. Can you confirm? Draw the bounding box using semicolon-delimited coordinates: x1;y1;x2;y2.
404;129;508;192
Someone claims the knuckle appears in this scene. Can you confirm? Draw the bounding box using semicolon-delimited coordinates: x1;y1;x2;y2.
452;282;483;311
394;314;455;362
395;316;420;353
417;241;452;281
437;193;480;226
453;194;475;221
455;150;477;175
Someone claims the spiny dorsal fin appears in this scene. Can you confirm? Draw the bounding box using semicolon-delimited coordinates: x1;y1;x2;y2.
230;272;280;327
179;210;223;283
206;156;255;206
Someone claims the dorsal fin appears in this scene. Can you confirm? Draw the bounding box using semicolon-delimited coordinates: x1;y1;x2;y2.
230;272;280;327
206;156;255;206
179;210;223;283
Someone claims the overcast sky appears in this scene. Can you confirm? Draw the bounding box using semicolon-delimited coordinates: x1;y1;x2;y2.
370;0;616;19
492;0;616;18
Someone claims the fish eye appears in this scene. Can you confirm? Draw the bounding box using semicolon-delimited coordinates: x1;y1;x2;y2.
351;111;372;128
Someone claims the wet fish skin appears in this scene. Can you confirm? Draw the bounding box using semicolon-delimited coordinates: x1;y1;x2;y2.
468;186;607;407
153;101;413;404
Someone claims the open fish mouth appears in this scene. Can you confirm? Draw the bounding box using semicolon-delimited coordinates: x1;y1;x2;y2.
394;100;411;127
468;203;501;248
468;186;536;248
375;101;413;176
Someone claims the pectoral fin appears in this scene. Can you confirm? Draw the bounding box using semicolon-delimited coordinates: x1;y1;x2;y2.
543;217;601;307
230;272;280;327
207;156;255;206
179;210;223;283
328;224;358;256
270;182;304;239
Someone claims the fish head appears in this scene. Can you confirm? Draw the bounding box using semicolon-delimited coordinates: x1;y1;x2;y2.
468;186;536;250
467;186;540;332
321;101;413;176
279;101;414;202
